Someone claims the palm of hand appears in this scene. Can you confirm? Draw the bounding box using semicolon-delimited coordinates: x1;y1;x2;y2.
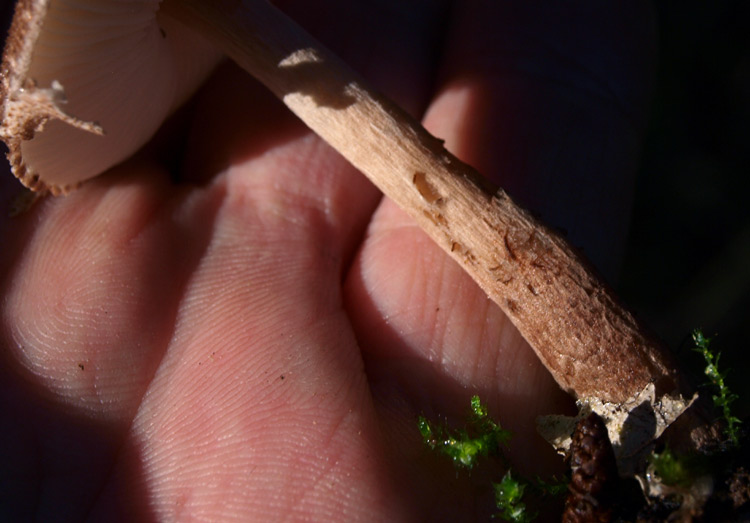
0;2;652;520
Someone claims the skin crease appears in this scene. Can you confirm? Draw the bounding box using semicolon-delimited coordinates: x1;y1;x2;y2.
0;1;656;521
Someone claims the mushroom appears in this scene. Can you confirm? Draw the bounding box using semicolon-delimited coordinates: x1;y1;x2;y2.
0;0;705;469
0;0;221;193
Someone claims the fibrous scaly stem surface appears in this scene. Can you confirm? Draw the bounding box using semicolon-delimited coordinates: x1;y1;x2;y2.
161;0;684;407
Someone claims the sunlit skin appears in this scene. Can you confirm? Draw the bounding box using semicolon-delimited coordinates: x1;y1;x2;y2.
0;1;655;520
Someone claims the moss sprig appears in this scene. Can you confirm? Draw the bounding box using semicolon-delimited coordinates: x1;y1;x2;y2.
494;471;534;522
692;329;742;446
647;446;697;487
417;395;512;469
418;396;567;522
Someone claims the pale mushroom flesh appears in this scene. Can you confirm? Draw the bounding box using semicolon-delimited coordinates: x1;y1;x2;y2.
0;0;220;194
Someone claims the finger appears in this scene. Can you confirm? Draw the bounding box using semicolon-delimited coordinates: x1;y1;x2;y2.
0;161;211;518
346;0;657;481
85;3;452;519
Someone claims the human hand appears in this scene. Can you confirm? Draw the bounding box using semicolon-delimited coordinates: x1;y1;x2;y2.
0;1;655;520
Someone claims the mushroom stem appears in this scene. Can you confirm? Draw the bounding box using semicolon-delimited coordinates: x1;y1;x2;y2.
160;0;683;406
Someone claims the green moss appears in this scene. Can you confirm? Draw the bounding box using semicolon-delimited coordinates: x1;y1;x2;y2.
648;447;695;487
418;396;566;521
418;395;511;469
494;471;534;523
693;329;742;445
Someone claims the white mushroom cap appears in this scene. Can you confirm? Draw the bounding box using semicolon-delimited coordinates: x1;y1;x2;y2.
1;0;221;194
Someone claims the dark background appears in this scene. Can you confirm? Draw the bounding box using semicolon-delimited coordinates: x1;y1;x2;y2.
620;0;750;409
1;1;748;408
